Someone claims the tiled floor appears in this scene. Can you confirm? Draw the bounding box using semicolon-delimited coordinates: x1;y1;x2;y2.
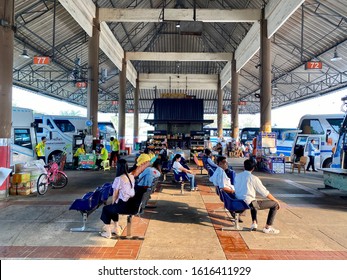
1;173;347;260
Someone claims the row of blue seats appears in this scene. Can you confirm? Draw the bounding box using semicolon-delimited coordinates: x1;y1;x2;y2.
69;177;159;239
69;183;113;232
161;160;192;194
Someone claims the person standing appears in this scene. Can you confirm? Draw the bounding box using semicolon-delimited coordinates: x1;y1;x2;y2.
234;159;281;234
109;137;120;167
306;139;317;172
35;136;47;163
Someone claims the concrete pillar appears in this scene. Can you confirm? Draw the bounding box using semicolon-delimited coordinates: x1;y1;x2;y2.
87;9;100;138
118;56;127;151
133;75;139;150
0;0;14;198
260;10;272;133
231;57;239;140
217;76;223;139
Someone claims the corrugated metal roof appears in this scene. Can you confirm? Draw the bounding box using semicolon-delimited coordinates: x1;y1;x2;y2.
10;0;347;115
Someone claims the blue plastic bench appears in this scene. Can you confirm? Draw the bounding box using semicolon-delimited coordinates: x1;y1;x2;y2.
172;169;190;194
161;160;172;182
220;190;250;231
69;183;112;232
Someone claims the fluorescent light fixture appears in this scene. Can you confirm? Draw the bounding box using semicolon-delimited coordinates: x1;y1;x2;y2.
20;49;30;59
331;50;342;62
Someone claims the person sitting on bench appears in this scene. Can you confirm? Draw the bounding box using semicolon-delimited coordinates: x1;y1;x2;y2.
209;156;242;223
234;159;281;234
137;159;161;189
172;154;197;191
100;159;135;238
203;149;218;170
209;156;235;196
96;144;108;170
128;148;151;172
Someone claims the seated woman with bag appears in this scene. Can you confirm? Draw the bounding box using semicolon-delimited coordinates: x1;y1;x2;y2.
99;159;135;238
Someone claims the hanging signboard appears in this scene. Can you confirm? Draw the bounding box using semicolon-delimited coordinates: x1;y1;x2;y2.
75;82;87;88
33;56;51;65
305;61;322;70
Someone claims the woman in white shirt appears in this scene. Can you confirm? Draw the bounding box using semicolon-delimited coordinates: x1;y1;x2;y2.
172;154;197;191
100;159;135;238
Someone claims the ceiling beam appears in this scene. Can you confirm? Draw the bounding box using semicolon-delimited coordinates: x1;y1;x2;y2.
58;0;137;87
126;52;233;61
235;21;261;73
265;0;305;38
220;61;232;89
220;0;304;85
99;8;261;23
58;0;95;37
139;73;218;90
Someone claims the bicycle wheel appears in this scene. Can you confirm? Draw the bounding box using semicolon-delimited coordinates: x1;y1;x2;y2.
37;173;49;195
52;171;68;189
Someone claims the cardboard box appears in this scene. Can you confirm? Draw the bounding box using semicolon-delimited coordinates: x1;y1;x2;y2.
12;173;31;184
11;182;31;189
17;187;31;196
9;185;31;196
9;187;18;195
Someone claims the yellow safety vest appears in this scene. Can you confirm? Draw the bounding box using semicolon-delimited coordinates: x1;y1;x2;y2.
74;148;86;157
110;139;119;151
35;141;45;157
100;148;108;161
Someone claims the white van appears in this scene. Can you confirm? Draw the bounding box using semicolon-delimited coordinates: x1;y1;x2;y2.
34;114;116;163
292;114;344;168
11;107;37;166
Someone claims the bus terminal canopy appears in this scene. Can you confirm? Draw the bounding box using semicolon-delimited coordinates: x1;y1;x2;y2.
11;0;347;115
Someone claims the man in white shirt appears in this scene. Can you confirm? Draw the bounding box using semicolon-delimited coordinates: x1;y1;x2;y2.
172;154;196;191
234;159;281;234
209;156;243;222
209;156;234;195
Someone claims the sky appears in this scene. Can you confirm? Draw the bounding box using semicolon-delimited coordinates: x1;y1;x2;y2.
12;86;347;130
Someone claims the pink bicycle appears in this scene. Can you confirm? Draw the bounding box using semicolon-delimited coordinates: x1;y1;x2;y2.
36;161;68;195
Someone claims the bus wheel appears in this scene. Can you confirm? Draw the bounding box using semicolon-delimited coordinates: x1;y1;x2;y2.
48;151;63;164
322;158;332;168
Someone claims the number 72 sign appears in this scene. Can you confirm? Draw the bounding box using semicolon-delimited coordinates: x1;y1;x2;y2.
33;56;51;64
305;61;322;69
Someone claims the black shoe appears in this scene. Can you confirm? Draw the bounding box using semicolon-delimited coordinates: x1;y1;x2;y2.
306;169;310;172
312;170;318;172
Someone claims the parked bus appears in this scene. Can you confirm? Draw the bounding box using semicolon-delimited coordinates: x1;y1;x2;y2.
292;114;344;168
10;107;37;166
240;127;297;156
34;114;116;164
203;128;232;146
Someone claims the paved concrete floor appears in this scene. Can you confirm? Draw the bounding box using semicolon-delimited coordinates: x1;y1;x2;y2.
0;156;347;260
